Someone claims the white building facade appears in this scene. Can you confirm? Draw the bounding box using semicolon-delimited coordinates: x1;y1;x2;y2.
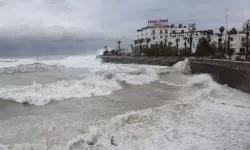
135;19;247;54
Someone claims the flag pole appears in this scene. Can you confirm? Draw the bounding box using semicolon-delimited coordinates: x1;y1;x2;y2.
225;9;228;57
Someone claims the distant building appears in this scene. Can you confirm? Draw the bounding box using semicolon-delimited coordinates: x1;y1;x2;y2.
135;19;248;54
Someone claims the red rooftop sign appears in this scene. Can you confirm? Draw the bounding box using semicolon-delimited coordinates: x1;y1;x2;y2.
148;19;168;26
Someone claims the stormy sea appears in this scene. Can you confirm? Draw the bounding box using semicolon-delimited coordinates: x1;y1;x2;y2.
0;51;250;150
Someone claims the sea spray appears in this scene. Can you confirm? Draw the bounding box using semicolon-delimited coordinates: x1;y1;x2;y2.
173;58;191;74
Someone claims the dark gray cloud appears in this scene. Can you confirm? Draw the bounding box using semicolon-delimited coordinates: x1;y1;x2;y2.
0;0;249;56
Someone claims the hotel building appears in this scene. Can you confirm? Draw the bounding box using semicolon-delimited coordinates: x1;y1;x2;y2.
135;19;248;54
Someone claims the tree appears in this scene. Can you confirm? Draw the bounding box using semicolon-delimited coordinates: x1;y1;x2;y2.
207;34;211;43
146;38;151;56
168;41;173;47
130;44;134;56
243;22;250;60
188;36;193;55
183;37;187;50
229;27;237;35
196;37;217;57
134;40;138;55
164;38;168;48
226;36;235;60
175;38;180;55
139;38;144;56
188;23;196;56
217;35;223;53
110;49;116;55
103;45;109;56
219;26;225;35
207;29;214;35
117;40;122;52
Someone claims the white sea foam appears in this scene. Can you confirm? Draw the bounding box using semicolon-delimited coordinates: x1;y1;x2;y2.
57;71;250;150
173;58;191;73
0;64;166;105
1;62;250;150
159;81;184;87
0;58;36;69
0;75;122;105
185;73;221;95
56;83;250;150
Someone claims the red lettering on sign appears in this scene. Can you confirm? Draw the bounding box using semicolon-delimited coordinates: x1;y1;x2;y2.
148;19;168;25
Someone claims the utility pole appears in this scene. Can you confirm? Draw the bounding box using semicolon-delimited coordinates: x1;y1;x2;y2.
225;9;228;57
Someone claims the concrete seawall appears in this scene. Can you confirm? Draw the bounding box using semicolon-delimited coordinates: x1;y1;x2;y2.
96;56;184;66
97;56;250;94
189;58;250;94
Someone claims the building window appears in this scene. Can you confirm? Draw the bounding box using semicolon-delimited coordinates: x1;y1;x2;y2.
153;36;155;40
152;30;155;34
173;30;176;34
181;30;184;33
171;24;174;28
165;30;168;33
160;36;162;38
160;30;162;34
165;35;167;38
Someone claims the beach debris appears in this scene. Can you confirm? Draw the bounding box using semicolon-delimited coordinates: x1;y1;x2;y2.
111;136;118;146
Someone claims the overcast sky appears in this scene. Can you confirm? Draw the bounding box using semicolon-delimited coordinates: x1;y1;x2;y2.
0;0;249;56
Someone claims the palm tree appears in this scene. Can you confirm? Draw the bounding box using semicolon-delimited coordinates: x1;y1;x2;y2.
188;24;196;56
243;22;250;60
117;40;122;53
130;44;134;56
146;38;151;56
218;26;225;53
103;45;109;56
134;40;138;55
183;37;187;49
176;38;180;55
227;36;234;60
139;38;144;56
164;38;168;48
219;26;225;35
229;27;237;35
218;35;223;52
207;34;211;43
168;41;173;47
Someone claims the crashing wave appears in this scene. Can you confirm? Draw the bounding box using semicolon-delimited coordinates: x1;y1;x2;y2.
0;63;51;74
173;58;191;74
0;67;163;105
0;76;122;105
